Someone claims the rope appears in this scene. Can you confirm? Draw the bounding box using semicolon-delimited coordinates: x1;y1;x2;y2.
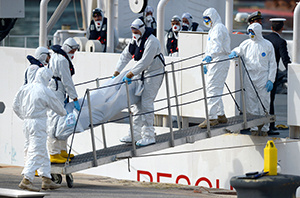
224;82;242;113
240;57;268;114
67;90;87;162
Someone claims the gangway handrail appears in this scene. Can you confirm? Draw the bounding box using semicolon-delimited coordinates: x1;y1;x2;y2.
73;52;205;87
63;55;264;170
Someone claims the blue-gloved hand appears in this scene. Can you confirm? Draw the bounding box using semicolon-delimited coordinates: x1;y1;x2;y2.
74;100;81;111
229;51;238;59
111;76;115;79
203;65;207;74
266;80;273;92
202;56;212;63
122;76;132;85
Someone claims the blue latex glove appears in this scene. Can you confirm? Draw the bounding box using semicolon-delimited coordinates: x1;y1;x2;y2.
122;76;132;85
111;75;115;79
74;100;81;111
202;56;212;63
229;51;238;59
266;80;273;92
203;65;207;74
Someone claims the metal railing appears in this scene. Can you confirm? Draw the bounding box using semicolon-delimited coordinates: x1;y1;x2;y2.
66;54;252;167
1;35;53;48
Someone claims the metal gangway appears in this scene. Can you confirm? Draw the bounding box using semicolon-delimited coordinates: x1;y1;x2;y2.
50;54;275;187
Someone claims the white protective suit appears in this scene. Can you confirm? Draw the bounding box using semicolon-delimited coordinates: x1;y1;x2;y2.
13;67;66;182
116;19;164;145
203;8;231;119
23;47;49;84
47;41;78;155
231;23;276;132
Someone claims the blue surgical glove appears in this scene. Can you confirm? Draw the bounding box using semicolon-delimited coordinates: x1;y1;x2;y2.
266;80;273;92
203;65;207;74
122;76;132;85
74;100;81;111
112;76;115;79
202;56;212;63
229;51;238;59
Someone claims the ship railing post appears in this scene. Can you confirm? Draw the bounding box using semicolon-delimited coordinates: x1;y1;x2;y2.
87;89;98;167
171;62;181;130
96;78;107;148
201;63;211;137
125;80;137;156
165;71;175;147
238;57;247;129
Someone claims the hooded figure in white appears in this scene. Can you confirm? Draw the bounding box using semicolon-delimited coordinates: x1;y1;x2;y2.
47;37;80;163
112;19;165;146
13;67;66;191
229;23;276;132
181;12;203;32
198;8;231;128
24;47;50;84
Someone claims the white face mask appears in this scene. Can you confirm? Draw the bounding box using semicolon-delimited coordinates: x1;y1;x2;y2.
172;25;180;32
68;53;74;60
146;15;152;22
132;33;141;42
95;20;102;31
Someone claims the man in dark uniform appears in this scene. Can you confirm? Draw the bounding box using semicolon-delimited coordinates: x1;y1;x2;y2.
247;11;263;25
264;18;291;135
86;8;118;52
164;15;181;57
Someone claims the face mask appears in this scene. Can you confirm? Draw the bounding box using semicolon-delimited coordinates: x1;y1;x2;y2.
146;15;152;22
95;20;102;31
182;23;189;31
68;53;74;60
132;33;141;42
172;25;180;32
249;32;255;40
203;18;212;28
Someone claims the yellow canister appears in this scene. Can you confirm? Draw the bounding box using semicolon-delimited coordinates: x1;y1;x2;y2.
264;140;277;175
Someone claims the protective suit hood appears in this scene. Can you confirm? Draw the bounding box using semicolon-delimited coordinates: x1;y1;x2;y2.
34;67;53;87
182;12;193;28
35;46;49;65
247;23;263;41
144;6;154;15
131;18;146;36
203;8;222;27
62;38;79;53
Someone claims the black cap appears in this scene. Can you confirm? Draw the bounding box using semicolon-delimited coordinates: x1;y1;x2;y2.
247;11;263;23
93;8;102;17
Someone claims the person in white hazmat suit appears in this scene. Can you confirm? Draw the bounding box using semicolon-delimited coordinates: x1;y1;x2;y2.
181;12;203;32
13;67;67;192
198;8;231;128
47;38;80;163
112;19;165;146
24;46;50;84
229;23;276;132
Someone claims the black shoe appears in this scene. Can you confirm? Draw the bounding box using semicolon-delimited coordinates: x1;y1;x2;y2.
270;126;278;131
268;129;280;135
